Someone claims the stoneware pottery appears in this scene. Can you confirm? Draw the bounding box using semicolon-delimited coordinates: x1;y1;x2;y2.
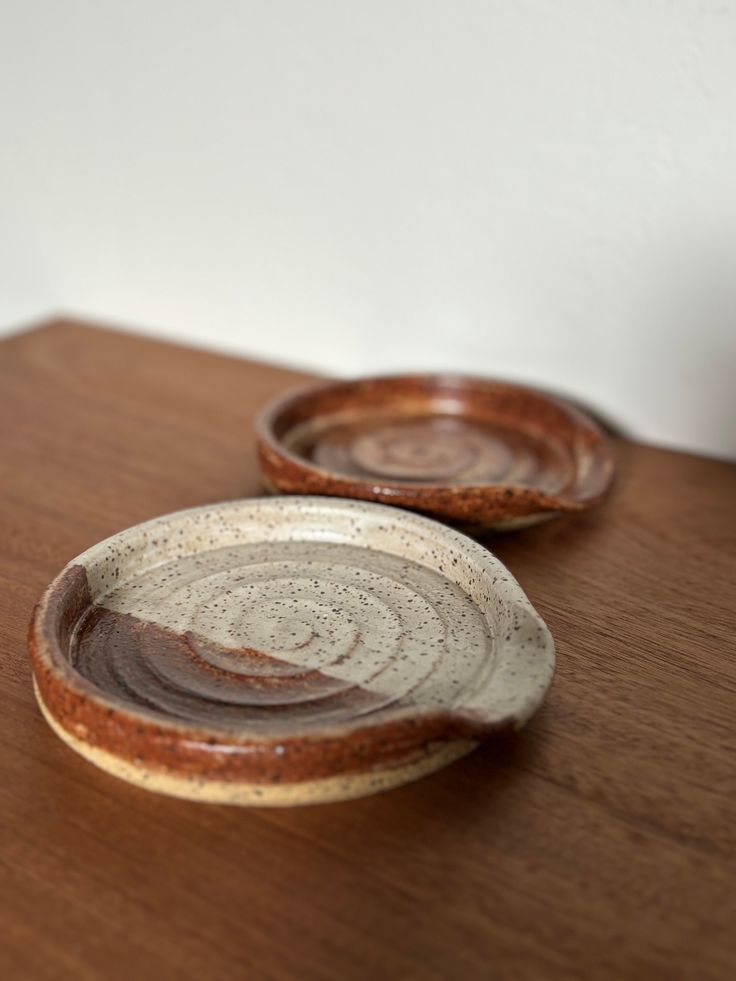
256;374;614;529
28;497;554;806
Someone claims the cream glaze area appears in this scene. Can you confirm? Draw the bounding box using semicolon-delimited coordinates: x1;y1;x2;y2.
68;498;554;736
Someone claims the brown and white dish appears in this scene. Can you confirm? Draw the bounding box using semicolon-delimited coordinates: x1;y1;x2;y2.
28;497;554;806
256;374;614;529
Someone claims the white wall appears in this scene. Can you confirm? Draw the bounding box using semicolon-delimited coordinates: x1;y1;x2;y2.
1;1;735;458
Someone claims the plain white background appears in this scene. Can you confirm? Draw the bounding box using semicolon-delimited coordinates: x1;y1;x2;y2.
1;1;735;457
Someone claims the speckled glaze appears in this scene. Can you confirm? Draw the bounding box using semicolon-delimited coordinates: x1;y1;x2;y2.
28;497;554;805
256;375;614;529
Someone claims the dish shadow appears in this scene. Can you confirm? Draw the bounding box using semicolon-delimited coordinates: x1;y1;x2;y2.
257;721;549;849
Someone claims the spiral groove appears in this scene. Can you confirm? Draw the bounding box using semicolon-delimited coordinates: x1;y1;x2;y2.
305;416;570;489
72;541;494;733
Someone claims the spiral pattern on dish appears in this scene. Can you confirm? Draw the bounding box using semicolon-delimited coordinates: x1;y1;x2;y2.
72;541;494;732
305;416;570;489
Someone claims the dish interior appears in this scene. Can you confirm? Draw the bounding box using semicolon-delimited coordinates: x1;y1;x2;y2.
283;411;573;491
70;539;497;734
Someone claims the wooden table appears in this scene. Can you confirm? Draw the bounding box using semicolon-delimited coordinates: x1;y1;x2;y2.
1;320;734;981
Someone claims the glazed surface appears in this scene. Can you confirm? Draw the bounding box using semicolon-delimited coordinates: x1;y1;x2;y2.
72;540;495;732
257;375;615;527
29;497;554;802
288;413;571;490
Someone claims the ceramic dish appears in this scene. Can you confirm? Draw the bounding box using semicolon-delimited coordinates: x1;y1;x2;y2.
256;374;614;529
28;497;554;806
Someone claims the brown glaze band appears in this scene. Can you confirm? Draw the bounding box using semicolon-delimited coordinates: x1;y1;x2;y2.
255;374;615;528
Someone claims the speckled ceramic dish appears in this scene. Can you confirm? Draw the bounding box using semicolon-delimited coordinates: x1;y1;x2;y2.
28;497;554;806
257;375;614;529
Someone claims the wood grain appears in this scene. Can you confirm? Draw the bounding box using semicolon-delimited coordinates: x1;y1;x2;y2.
0;319;734;981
